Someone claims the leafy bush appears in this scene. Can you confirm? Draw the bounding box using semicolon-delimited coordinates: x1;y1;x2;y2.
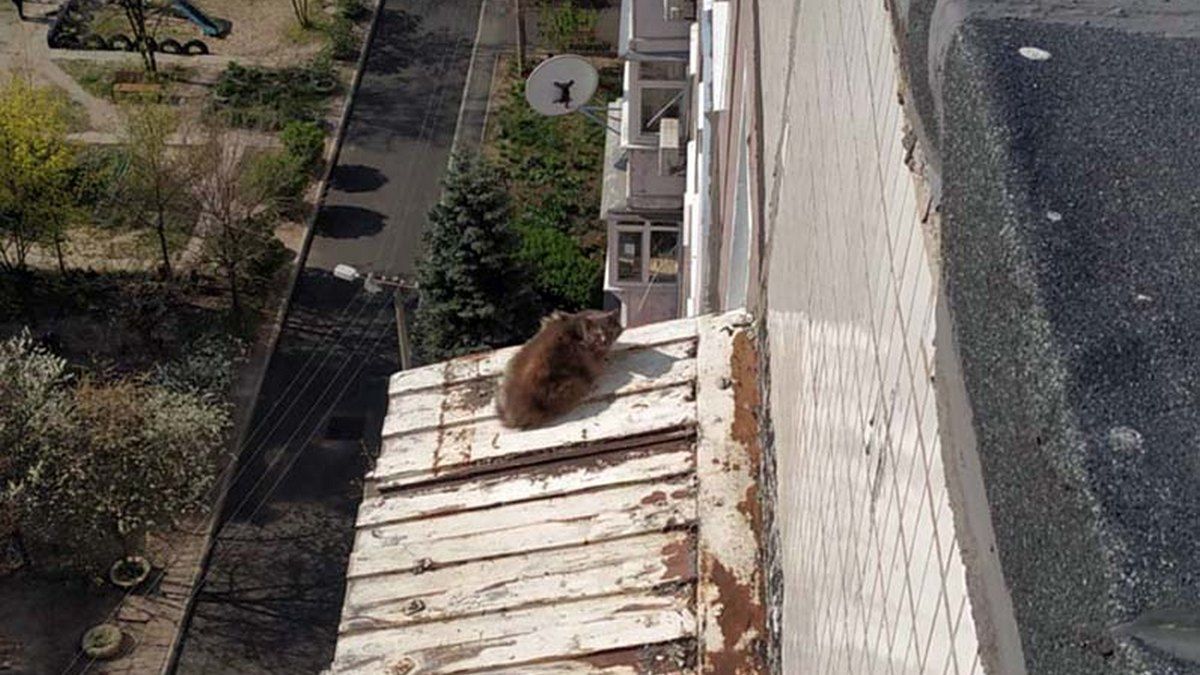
68;145;131;228
14;376;228;567
280;120;326;169
494;77;607;237
0;332;229;571
244;235;292;296
516;214;602;310
538;2;599;52
153;333;246;400
485;70;618;313
210;58;338;130
327;16;359;61
244;149;308;212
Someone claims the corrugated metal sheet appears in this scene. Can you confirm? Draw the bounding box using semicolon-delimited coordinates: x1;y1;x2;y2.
331;312;764;674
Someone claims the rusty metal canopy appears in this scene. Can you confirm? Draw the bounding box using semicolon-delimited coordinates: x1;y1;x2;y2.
331;312;765;674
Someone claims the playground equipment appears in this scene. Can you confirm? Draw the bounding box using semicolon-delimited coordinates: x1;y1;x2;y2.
47;0;229;53
171;0;230;38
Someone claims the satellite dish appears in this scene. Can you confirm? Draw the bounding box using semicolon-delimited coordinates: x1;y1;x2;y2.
525;55;599;116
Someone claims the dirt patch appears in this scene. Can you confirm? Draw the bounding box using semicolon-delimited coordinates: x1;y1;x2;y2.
189;0;332;61
0;574;120;675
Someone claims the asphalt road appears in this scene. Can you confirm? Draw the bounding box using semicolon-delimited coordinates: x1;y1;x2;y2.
172;1;494;671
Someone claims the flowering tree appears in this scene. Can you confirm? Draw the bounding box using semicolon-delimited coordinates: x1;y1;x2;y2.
15;378;229;563
0;331;74;568
1;331;231;569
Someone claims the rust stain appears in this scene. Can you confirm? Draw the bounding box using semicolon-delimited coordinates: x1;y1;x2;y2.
660;533;696;582
730;329;766;547
704;553;767;675
387;656;416;674
432;365;452;474
417;638;494;671
641;490;669;506
729;331;761;447
702;329;767;674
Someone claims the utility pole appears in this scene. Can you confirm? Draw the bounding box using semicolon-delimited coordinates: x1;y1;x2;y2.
333;264;417;370
393;290;412;371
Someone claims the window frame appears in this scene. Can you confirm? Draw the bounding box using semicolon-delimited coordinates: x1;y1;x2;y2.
627;60;688;147
609;219;682;287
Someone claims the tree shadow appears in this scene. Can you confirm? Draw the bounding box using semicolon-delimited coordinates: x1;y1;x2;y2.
313;205;386;239
329;164;388;194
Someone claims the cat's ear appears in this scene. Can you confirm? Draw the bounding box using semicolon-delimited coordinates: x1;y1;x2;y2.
565;317;586;339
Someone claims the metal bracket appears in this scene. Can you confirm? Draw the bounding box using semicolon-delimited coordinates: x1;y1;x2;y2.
578;105;623;136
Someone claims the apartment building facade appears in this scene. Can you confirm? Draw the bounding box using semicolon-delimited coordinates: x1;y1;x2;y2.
601;0;758;327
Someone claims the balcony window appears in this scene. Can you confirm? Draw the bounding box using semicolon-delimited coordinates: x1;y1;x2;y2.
640;87;683;134
611;221;680;286
640;61;686;81
617;230;643;282
627;61;687;146
649;230;680;283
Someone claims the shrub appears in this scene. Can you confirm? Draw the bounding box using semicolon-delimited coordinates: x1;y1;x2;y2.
280;120;326;169
327;16;358;61
14;377;228;568
538;2;599;52
336;0;368;21
494;77;606;238
516;214;601;310
210;58;338;130
244;149;308;212
153;333;246;400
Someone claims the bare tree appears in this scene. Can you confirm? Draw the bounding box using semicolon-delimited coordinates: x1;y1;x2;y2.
123;105;193;278
289;0;314;29
191;131;282;326
117;0;158;74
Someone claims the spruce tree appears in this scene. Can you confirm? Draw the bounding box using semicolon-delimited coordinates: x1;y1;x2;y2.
413;154;540;362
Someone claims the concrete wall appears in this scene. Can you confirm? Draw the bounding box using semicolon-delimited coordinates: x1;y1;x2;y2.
758;0;986;671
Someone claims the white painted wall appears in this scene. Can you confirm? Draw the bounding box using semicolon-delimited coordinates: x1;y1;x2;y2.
759;0;983;672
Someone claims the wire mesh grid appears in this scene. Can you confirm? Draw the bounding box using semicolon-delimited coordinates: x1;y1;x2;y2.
760;0;983;671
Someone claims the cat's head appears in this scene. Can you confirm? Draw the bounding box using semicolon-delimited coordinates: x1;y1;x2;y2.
575;309;623;351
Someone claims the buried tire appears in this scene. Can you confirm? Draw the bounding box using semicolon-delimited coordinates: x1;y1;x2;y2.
183;39;209;55
80;624;124;661
158;38;183;54
109;34;134;51
81;34;109;50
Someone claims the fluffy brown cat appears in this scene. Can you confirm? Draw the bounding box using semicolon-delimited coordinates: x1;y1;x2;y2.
496;309;624;429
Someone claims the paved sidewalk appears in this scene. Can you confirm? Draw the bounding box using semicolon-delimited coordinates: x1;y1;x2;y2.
0;2;123;132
